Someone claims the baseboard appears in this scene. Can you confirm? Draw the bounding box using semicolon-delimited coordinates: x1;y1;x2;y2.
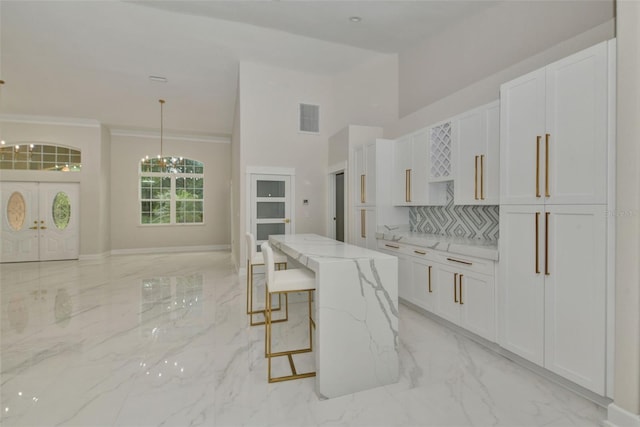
79;252;110;261
605;404;640;427
110;245;230;255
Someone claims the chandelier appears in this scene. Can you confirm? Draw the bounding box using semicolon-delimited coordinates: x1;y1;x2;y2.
141;99;180;172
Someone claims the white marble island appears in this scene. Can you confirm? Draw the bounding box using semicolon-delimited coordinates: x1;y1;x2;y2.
269;234;399;399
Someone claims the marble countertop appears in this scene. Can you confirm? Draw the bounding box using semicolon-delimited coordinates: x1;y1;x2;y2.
375;230;499;261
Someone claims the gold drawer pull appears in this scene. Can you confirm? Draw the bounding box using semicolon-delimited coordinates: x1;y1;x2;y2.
535;212;540;274
480;155;485;200
454;273;458;303
545;212;550;276
446;257;472;266
545;133;550;198
459;274;464;305
414;250;426;255
360;174;365;203
385;244;400;249
536;136;541;198
360;209;366;238
474;155;479;200
428;266;432;293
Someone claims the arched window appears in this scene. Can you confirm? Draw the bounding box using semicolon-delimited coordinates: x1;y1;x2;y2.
0;143;81;171
139;157;204;225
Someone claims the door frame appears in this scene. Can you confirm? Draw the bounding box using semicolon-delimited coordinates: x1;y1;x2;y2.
245;166;296;262
327;161;347;241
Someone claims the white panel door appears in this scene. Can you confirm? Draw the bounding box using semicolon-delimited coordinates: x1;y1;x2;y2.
460;272;496;342
544;204;606;394
38;183;80;261
393;137;412;206
545;42;608;205
454;106;484;205
364;143;377;206
500;68;546;205
0;182;39;262
250;174;292;252
498;205;545;365
435;265;461;325
1;182;79;262
412;258;437;312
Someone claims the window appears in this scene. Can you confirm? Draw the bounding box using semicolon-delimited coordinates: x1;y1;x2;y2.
139;157;204;225
0;143;81;171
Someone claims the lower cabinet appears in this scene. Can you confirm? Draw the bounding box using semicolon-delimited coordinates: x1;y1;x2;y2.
377;239;496;342
436;264;496;342
354;208;377;250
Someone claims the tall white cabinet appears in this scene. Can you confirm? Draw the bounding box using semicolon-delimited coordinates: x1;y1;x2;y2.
498;40;614;396
351;139;405;249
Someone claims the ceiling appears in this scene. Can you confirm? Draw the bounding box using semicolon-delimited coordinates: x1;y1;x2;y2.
0;1;498;138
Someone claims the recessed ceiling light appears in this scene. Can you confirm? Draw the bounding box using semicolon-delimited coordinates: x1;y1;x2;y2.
349;16;362;23
149;76;168;83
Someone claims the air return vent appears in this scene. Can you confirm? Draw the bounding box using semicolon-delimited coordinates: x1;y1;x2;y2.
299;103;320;134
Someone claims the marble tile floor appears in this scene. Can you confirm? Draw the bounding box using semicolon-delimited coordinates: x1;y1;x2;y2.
0;251;606;427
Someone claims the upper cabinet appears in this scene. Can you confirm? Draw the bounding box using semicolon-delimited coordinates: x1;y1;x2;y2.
353;143;377;206
453;101;500;205
500;41;609;205
393;130;448;206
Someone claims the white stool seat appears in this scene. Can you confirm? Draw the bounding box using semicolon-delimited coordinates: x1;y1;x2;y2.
262;242;316;383
270;269;315;293
246;232;288;326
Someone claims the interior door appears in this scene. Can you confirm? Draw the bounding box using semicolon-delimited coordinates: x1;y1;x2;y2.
38;183;80;261
1;182;79;262
250;174;292;252
0;182;39;262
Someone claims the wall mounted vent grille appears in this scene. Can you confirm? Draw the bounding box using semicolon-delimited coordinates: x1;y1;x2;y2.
299;103;320;133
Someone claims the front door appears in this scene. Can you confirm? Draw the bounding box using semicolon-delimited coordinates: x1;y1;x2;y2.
250;174;292;252
1;182;79;262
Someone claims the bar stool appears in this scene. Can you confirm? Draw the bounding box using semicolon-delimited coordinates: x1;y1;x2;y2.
262;242;316;383
246;232;288;326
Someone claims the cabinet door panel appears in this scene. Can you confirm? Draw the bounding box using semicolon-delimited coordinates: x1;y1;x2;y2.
483;102;500;204
454;108;484;205
500;68;546;205
353;147;366;206
436;265;460;324
365;143;377;205
545;42;608;204
412;259;437;312
544;205;606;394
460;273;495;342
498;205;545;365
393;137;412;206
411;131;430;205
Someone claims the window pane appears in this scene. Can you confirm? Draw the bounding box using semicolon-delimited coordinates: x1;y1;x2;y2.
257;223;285;241
257;180;285;198
257;202;285;219
52;192;71;230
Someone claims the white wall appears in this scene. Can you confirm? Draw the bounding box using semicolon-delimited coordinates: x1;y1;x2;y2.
110;133;231;251
0;118;110;257
399;0;614;118
387;20;615;139
612;0;640;419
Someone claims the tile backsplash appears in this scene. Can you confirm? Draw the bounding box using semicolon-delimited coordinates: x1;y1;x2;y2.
409;183;499;241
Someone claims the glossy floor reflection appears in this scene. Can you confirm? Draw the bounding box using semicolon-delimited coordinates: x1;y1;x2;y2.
1;252;605;426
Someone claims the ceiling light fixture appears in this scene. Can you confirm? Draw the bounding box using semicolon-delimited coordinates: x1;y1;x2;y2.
349;16;362;23
141;99;180;172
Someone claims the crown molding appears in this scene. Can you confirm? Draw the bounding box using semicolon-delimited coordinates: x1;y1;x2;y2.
109;128;231;144
0;114;100;127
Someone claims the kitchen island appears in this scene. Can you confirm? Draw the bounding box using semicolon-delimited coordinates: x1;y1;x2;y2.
269;234;399;399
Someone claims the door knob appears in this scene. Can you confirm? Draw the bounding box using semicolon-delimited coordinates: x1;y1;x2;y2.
283;218;290;224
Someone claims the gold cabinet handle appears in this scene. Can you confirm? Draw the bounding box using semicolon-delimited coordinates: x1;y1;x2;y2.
360;209;366;238
414;250;426;255
545;133;550;198
40;226;47;230
454;273;458;303
536;136;541;198
385;244;399;249
428;266;432;293
29;225;38;230
480;155;485;200
545;212;550;276
405;169;412;203
360;174;365;203
535;212;540;274
446;257;472;266
459;274;464;305
474;155;479;200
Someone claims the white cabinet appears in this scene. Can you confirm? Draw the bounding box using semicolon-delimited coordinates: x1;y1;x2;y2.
500;41;609;205
429;121;453;182
350;139;405;248
499;204;607;394
436;257;496;342
453;101;500;205
393;131;447;206
412;257;437;312
353;143;377;206
354;207;377;250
